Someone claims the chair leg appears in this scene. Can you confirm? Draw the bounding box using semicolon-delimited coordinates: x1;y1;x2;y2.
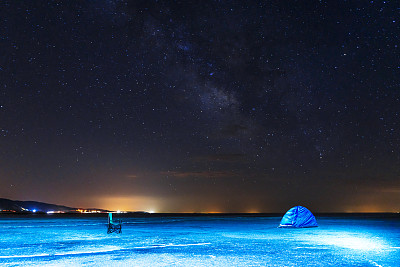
107;223;122;234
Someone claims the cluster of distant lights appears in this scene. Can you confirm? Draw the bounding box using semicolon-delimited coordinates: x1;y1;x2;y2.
75;209;105;213
0;209;156;214
28;209;155;214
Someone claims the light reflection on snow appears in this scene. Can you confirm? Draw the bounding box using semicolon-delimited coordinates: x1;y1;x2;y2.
322;235;385;250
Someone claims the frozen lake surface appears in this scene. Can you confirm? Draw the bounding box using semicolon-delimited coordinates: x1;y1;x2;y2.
0;215;399;266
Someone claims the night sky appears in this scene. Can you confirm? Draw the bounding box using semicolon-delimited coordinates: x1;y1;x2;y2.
1;1;399;213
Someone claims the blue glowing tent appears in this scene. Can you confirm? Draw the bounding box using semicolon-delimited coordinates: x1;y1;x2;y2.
279;206;318;228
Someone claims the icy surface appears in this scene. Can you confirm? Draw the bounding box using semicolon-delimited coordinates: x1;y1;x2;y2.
0;215;399;266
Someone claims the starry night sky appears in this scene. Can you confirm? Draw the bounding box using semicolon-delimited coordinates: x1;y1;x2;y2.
1;0;399;212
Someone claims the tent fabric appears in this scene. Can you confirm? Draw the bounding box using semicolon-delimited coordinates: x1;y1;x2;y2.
279;206;318;228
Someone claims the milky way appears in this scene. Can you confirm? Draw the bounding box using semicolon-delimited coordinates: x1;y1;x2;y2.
1;1;399;212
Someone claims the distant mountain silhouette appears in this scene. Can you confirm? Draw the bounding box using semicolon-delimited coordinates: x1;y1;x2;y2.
0;198;76;212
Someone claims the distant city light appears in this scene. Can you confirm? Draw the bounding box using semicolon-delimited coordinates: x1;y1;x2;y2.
76;209;103;213
32;209;37;213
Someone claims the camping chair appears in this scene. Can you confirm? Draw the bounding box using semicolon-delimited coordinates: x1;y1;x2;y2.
107;212;122;234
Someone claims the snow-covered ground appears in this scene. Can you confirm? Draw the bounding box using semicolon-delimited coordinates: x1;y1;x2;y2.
0;215;399;266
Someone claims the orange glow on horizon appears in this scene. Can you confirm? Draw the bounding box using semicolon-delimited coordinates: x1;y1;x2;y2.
246;209;261;213
82;195;400;213
95;196;160;213
343;204;397;213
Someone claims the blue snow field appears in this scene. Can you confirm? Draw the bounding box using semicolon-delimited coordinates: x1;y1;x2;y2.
0;215;399;266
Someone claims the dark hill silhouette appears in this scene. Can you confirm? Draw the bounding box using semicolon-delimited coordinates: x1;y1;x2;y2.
0;198;76;212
